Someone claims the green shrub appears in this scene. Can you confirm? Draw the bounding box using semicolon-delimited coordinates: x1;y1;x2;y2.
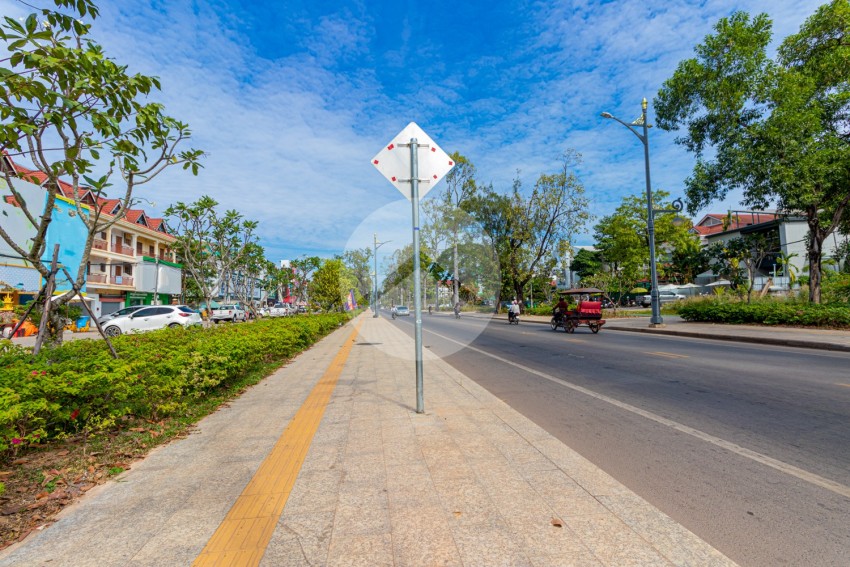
0;314;348;455
677;298;850;328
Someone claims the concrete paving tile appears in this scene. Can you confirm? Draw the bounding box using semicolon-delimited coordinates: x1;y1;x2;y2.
431;477;504;527
389;505;462;567
326;533;393;566
524;469;610;519
129;507;221;565
283;468;343;514
449;520;533;566
597;495;737;567
567;514;673;566
527;552;604;566
333;482;391;536
260;509;335;566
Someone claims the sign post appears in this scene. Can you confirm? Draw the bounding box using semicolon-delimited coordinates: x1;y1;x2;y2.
372;122;455;414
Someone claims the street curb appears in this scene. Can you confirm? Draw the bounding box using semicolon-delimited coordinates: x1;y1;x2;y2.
604;325;850;352
490;314;849;353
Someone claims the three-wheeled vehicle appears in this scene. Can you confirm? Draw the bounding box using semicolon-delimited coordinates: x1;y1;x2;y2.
550;287;609;334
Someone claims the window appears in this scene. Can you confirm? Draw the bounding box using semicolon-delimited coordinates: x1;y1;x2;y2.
99;231;107;239
99;263;106;273
137;242;143;254
149;245;154;255
125;265;133;276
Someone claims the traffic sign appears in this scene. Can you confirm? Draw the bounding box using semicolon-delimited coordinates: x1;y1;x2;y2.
371;122;455;200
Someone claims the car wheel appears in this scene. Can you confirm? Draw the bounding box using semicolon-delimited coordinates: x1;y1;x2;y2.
589;323;600;334
104;325;121;337
168;323;181;328
232;316;237;323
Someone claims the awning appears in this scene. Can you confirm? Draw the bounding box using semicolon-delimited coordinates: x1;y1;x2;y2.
49;293;94;302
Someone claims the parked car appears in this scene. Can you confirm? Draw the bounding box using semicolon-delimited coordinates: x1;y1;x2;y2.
639;290;686;308
211;304;247;323
266;303;291;317
97;305;146;326
102;305;202;337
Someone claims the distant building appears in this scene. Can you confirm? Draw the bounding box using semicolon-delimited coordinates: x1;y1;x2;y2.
1;154;182;316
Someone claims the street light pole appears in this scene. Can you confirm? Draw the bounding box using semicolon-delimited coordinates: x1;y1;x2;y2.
373;234;391;318
602;98;667;326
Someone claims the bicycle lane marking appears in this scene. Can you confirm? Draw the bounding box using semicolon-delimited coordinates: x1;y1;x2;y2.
193;320;362;566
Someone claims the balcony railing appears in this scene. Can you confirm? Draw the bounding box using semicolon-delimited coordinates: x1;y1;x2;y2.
110;275;134;286
92;239;108;251
111;243;135;256
86;273;107;284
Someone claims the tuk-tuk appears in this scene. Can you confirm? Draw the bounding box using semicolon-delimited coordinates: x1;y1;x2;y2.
551;287;610;334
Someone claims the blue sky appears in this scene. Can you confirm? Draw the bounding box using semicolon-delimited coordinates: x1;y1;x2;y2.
3;0;827;264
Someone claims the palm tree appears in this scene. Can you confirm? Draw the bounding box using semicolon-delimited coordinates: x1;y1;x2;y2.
776;252;799;286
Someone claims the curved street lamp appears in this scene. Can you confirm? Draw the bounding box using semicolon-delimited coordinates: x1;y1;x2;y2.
373;234;392;317
601;98;683;326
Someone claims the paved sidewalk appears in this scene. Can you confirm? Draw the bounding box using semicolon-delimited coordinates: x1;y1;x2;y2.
0;315;735;566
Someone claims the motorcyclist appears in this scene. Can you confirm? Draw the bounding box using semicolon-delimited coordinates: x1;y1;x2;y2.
553;296;570;324
508;300;521;322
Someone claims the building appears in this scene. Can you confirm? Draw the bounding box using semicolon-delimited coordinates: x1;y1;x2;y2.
693;211;846;289
0;154;183;317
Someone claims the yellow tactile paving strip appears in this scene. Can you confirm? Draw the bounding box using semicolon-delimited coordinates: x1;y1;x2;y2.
193;321;362;567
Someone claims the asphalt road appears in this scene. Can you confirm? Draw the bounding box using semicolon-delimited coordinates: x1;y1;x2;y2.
388;311;850;567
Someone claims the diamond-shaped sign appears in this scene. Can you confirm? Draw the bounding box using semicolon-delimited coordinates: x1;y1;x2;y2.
371;122;455;200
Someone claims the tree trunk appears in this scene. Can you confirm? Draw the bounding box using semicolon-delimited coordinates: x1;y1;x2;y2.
806;211;824;304
453;241;459;307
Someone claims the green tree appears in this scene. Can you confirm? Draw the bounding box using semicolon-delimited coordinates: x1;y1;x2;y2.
466;151;590;309
342;247;373;305
308;258;356;312
165;196;258;314
593;191;697;283
655;1;850;303
440;152;478;306
571;248;603;280
706;233;776;302
290;256;322;305
0;0;203;346
229;242;274;317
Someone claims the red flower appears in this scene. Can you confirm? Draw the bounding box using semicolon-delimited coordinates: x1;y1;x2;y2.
70;409;80;420
11;438;21;445
41;371;46;375
31;370;38;376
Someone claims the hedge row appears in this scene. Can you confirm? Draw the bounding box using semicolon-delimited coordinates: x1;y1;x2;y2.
677;299;850;328
0;314;350;454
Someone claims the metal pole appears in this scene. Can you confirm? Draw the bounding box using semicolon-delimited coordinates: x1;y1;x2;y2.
153;257;160;305
373;234;379;317
410;138;425;414
642;98;663;326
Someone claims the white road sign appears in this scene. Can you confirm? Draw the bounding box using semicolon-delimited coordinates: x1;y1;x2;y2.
371;122;455;200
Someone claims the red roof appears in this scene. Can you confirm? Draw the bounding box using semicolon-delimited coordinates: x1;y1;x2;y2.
692;213;779;237
3;155;173;238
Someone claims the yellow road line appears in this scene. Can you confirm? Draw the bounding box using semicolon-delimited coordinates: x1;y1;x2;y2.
193;321;362;566
647;351;689;359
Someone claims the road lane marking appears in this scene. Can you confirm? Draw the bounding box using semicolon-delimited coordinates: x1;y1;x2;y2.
423;327;850;500
837;383;850;388
193;321;362;566
647;351;689;359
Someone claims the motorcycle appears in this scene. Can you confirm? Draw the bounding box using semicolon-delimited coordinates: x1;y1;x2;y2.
508;311;519;325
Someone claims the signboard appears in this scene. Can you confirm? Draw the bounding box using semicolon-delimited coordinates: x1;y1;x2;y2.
371;122;455;200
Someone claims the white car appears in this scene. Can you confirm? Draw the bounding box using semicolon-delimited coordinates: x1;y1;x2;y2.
97;305;146;326
639;290;686;308
266;303;291;317
103;305;202;336
211;304;248;323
